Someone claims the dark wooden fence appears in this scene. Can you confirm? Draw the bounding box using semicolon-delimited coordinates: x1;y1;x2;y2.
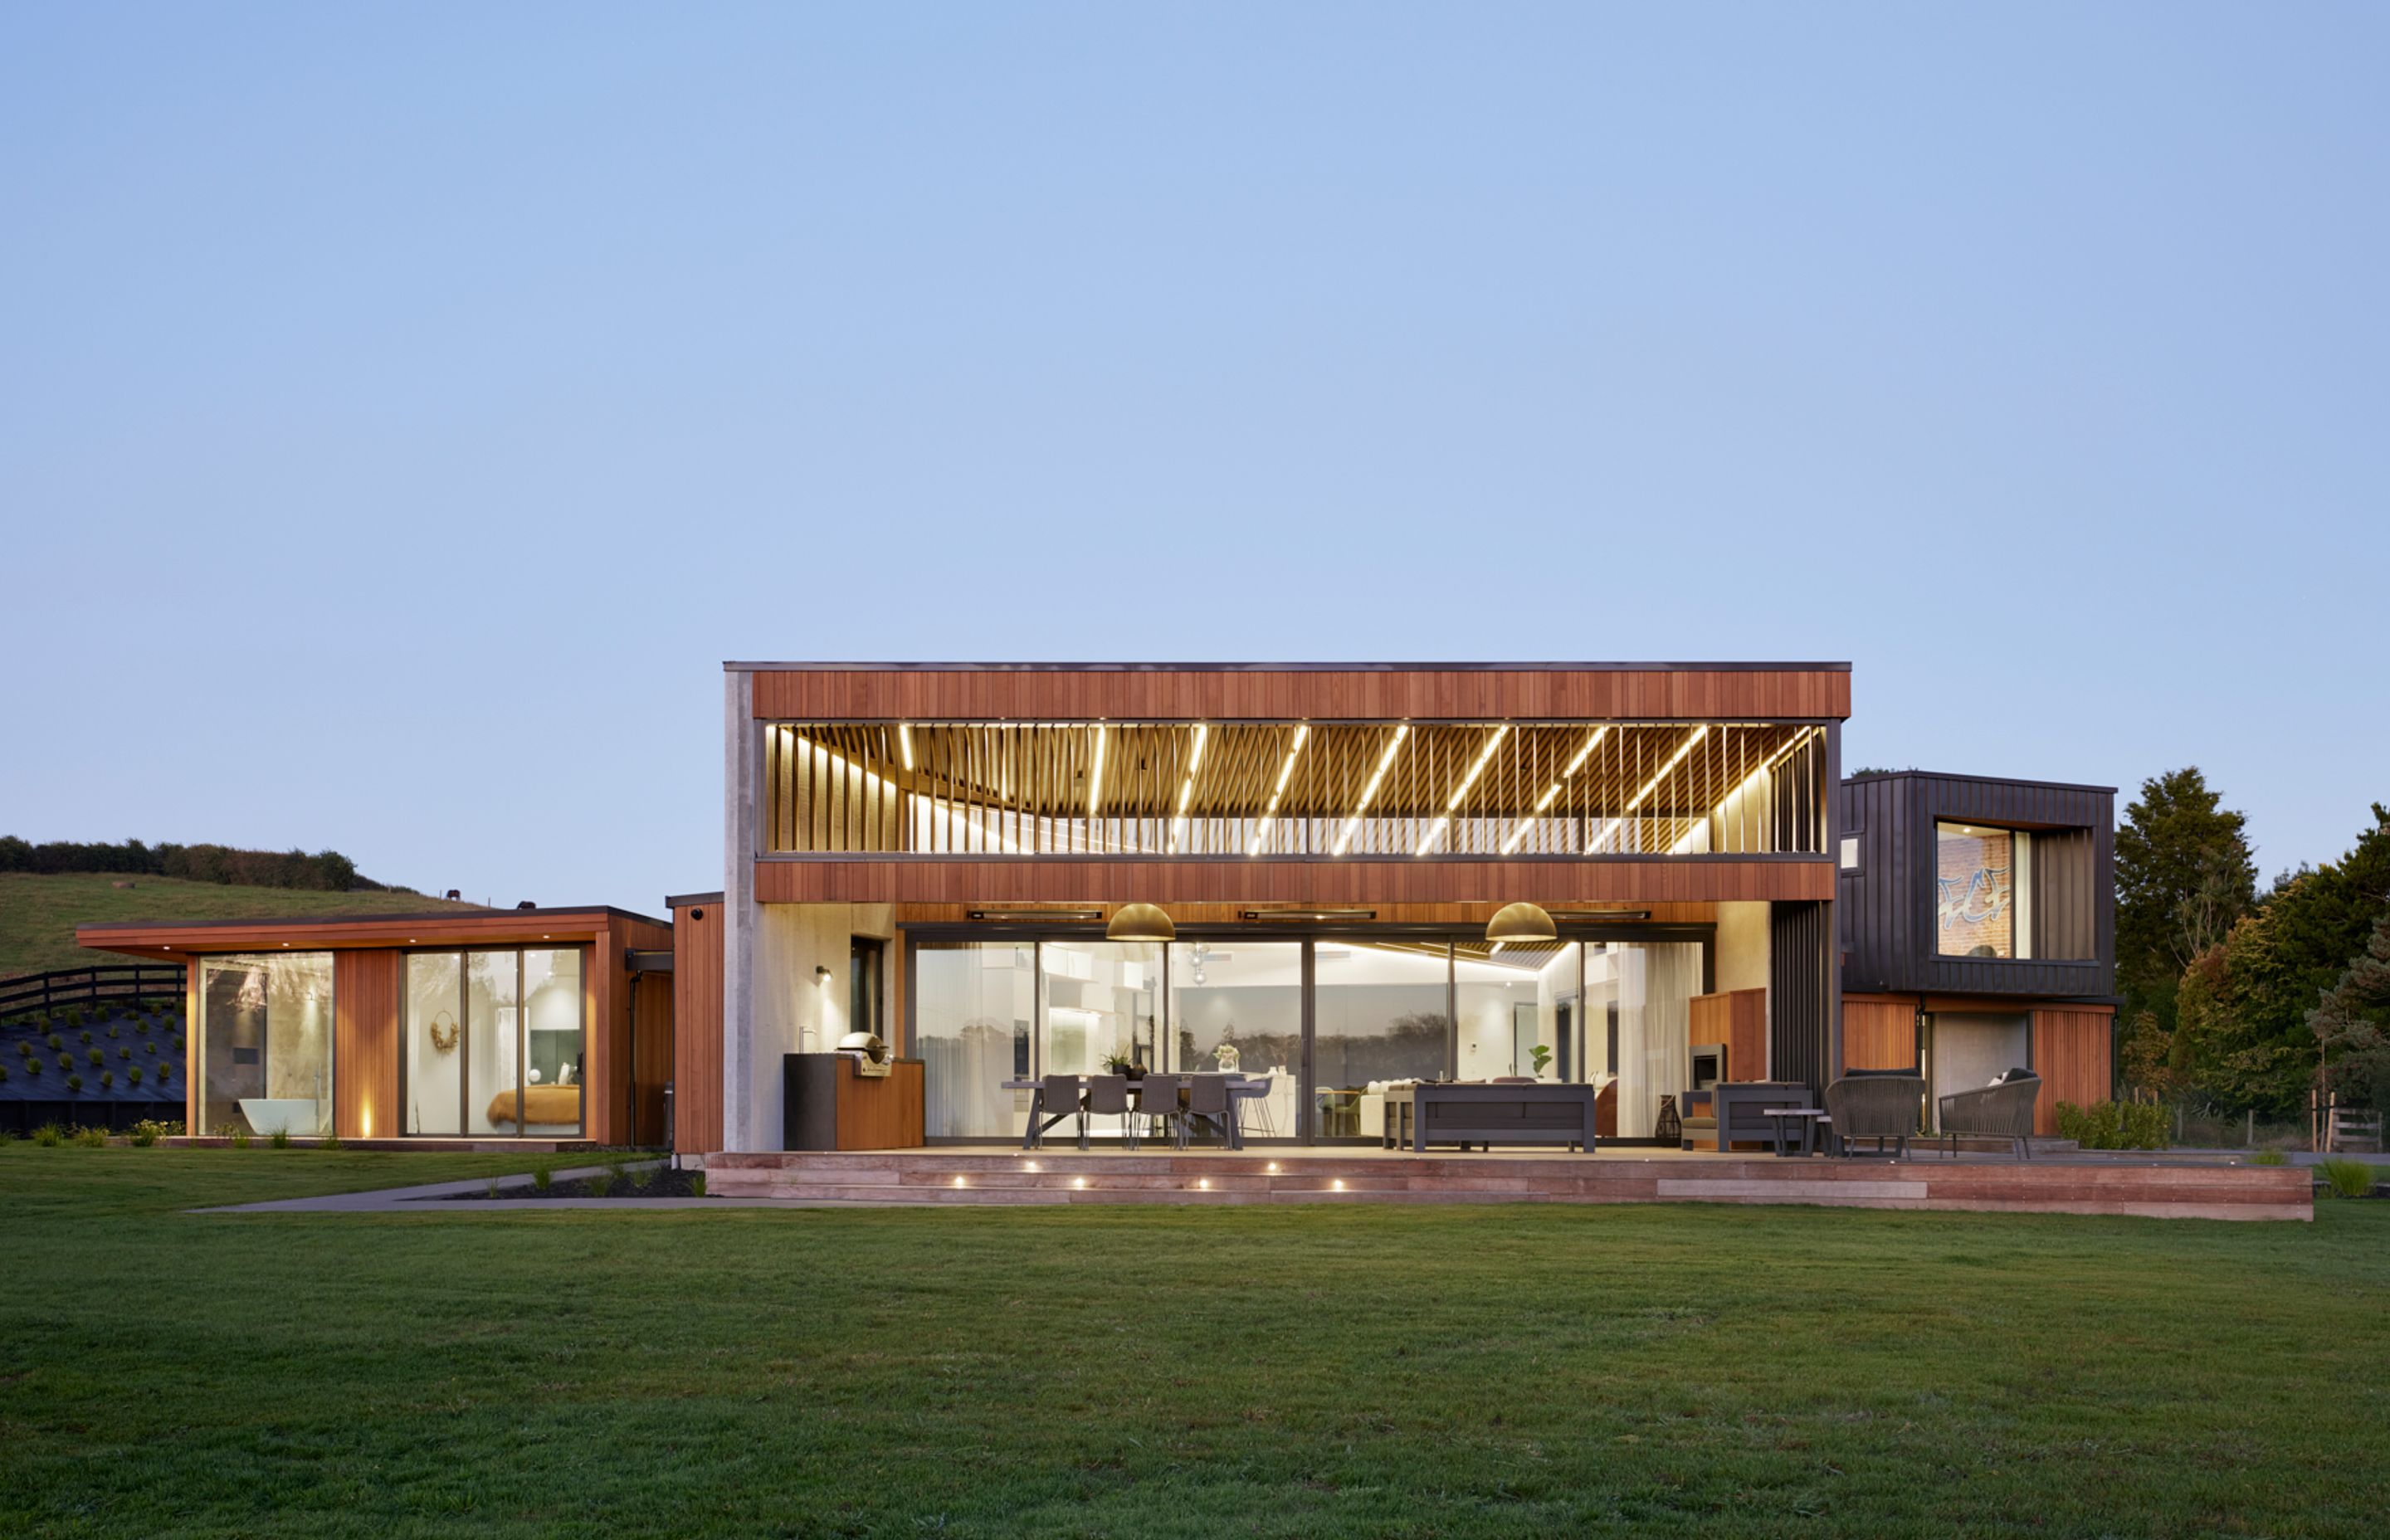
0;965;186;1016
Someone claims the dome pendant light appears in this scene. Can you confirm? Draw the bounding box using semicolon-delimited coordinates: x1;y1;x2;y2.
1485;901;1558;944
1105;903;1176;943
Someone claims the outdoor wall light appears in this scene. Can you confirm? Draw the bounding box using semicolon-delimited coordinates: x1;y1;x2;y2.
1485;901;1558;943
1105;903;1175;943
814;965;831;981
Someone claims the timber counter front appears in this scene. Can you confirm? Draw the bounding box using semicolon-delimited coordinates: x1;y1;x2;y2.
782;1055;926;1151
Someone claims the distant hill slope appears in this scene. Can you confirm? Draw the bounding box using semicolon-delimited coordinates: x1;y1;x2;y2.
2;873;488;979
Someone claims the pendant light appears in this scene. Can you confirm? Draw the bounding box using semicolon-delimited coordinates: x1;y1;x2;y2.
1485;901;1558;944
1105;903;1176;943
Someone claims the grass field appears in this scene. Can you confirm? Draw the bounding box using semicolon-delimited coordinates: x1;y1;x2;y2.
0;872;484;978
2;1148;2386;1539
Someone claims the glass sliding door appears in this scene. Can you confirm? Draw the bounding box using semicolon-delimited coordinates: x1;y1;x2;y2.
1167;939;1301;1139
914;942;1036;1139
404;953;464;1136
1590;940;1704;1138
1039;941;1160;1142
402;947;585;1139
521;949;585;1133
1311;940;1450;1141
1451;940;1580;1082
197;952;334;1138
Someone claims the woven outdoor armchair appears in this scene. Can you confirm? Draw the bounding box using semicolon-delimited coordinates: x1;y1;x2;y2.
1823;1072;1926;1157
1935;1071;2041;1160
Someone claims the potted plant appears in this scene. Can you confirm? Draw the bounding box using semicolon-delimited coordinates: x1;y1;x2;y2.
1530;1044;1554;1079
1101;1052;1144;1081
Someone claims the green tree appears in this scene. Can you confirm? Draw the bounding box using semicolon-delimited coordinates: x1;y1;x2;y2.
2114;768;2258;1039
2310;909;2390;1112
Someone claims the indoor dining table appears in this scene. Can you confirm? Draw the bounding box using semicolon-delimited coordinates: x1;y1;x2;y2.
1001;1075;1270;1150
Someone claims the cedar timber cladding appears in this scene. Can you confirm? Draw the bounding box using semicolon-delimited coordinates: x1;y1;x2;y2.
671;894;725;1157
749;664;1851;723
333;949;402;1140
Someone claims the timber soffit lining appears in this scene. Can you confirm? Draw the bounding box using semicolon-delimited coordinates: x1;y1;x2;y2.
763;719;1830;858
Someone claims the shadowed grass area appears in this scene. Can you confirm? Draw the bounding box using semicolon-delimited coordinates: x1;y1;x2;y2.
2;1148;2385;1538
2;870;486;979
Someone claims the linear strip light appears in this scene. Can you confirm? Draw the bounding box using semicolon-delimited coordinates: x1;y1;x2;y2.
1669;726;1817;853
967;909;1103;922
1168;724;1210;854
897;723;914;771
1247;724;1311;856
1500;726;1609;855
1089;724;1107;820
1590;725;1709;853
1238;908;1378;921
1330;724;1410;855
1415;724;1511;855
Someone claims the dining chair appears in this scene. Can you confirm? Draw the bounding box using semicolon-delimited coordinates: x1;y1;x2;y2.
1183;1075;1232;1149
1032;1073;1084;1150
1135;1074;1185;1148
1240;1074;1278;1137
1084;1075;1133;1150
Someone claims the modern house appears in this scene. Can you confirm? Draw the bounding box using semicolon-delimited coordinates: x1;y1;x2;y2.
680;660;1853;1155
1835;771;2118;1134
75;662;2120;1163
75;907;673;1145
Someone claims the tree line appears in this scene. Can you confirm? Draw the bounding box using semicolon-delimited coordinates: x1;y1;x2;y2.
2116;771;2390;1115
0;837;399;894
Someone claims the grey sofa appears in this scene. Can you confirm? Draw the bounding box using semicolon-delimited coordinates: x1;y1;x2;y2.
1823;1070;1926;1157
1936;1070;2041;1159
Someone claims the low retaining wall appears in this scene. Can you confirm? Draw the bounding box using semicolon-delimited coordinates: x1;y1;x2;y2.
701;1151;2314;1221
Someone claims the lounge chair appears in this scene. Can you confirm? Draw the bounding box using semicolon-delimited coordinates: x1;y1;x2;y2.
1936;1070;2041;1159
1823;1070;1926;1157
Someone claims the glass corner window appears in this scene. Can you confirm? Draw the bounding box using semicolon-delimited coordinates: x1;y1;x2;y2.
1935;822;2032;959
198;952;334;1138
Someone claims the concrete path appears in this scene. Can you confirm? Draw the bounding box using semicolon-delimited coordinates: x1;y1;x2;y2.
191;1161;866;1213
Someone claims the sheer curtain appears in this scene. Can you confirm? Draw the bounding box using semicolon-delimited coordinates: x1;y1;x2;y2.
1612;942;1703;1139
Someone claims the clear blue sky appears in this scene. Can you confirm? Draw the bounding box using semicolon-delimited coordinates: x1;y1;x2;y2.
3;3;2383;909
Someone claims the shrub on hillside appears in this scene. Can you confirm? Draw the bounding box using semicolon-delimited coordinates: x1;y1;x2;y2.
78;1031;92;1045
99;1070;114;1089
0;835;375;891
66;1074;83;1093
157;1063;173;1084
15;1040;29;1058
85;1049;102;1067
25;1058;41;1078
2056;1100;2170;1151
127;1066;143;1084
46;1033;62;1050
56;1055;72;1071
65;1008;84;1030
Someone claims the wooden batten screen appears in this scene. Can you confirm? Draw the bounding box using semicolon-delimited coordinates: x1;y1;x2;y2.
1840;997;1919;1073
1769;900;1832;1094
762;720;1829;859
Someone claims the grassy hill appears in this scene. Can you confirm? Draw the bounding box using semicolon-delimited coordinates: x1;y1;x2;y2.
2;873;486;978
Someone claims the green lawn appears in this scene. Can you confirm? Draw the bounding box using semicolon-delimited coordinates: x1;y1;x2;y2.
2;872;485;978
2;1150;2386;1538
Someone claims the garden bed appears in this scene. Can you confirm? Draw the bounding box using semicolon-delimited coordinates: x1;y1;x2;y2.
442;1166;703;1201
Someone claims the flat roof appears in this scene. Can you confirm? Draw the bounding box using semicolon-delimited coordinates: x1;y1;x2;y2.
76;903;671;933
1841;769;2117;796
726;660;1853;673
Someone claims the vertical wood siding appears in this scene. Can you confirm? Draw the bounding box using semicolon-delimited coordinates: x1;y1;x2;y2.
333;950;401;1140
1691;988;1769;1083
673;900;725;1154
1840;996;1919;1072
2032;1006;2114;1135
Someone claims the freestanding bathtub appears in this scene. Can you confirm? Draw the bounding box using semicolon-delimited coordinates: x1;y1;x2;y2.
237;1098;324;1136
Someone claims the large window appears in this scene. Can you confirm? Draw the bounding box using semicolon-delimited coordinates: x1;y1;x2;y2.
403;948;584;1137
1936;822;2033;959
765;720;1829;857
198;953;334;1138
911;931;1710;1143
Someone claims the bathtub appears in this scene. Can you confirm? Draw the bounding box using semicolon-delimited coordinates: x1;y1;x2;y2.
237;1098;324;1136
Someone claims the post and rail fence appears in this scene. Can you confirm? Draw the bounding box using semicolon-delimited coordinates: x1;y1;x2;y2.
0;965;186;1018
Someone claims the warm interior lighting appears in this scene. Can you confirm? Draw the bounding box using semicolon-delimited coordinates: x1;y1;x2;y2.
1330;724;1409;855
1670;726;1817;853
1168;724;1210;853
1416;725;1510;855
897;723;915;771
1248;724;1310;855
1591;726;1710;852
1501;726;1609;855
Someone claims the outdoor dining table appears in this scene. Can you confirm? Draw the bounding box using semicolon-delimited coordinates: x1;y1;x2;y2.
1000;1076;1271;1151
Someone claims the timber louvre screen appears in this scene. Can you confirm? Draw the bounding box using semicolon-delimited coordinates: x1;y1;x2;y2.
763;720;1828;858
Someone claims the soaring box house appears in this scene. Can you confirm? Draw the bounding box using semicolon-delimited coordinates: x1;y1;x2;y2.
687;660;1856;1154
1835;771;2118;1134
